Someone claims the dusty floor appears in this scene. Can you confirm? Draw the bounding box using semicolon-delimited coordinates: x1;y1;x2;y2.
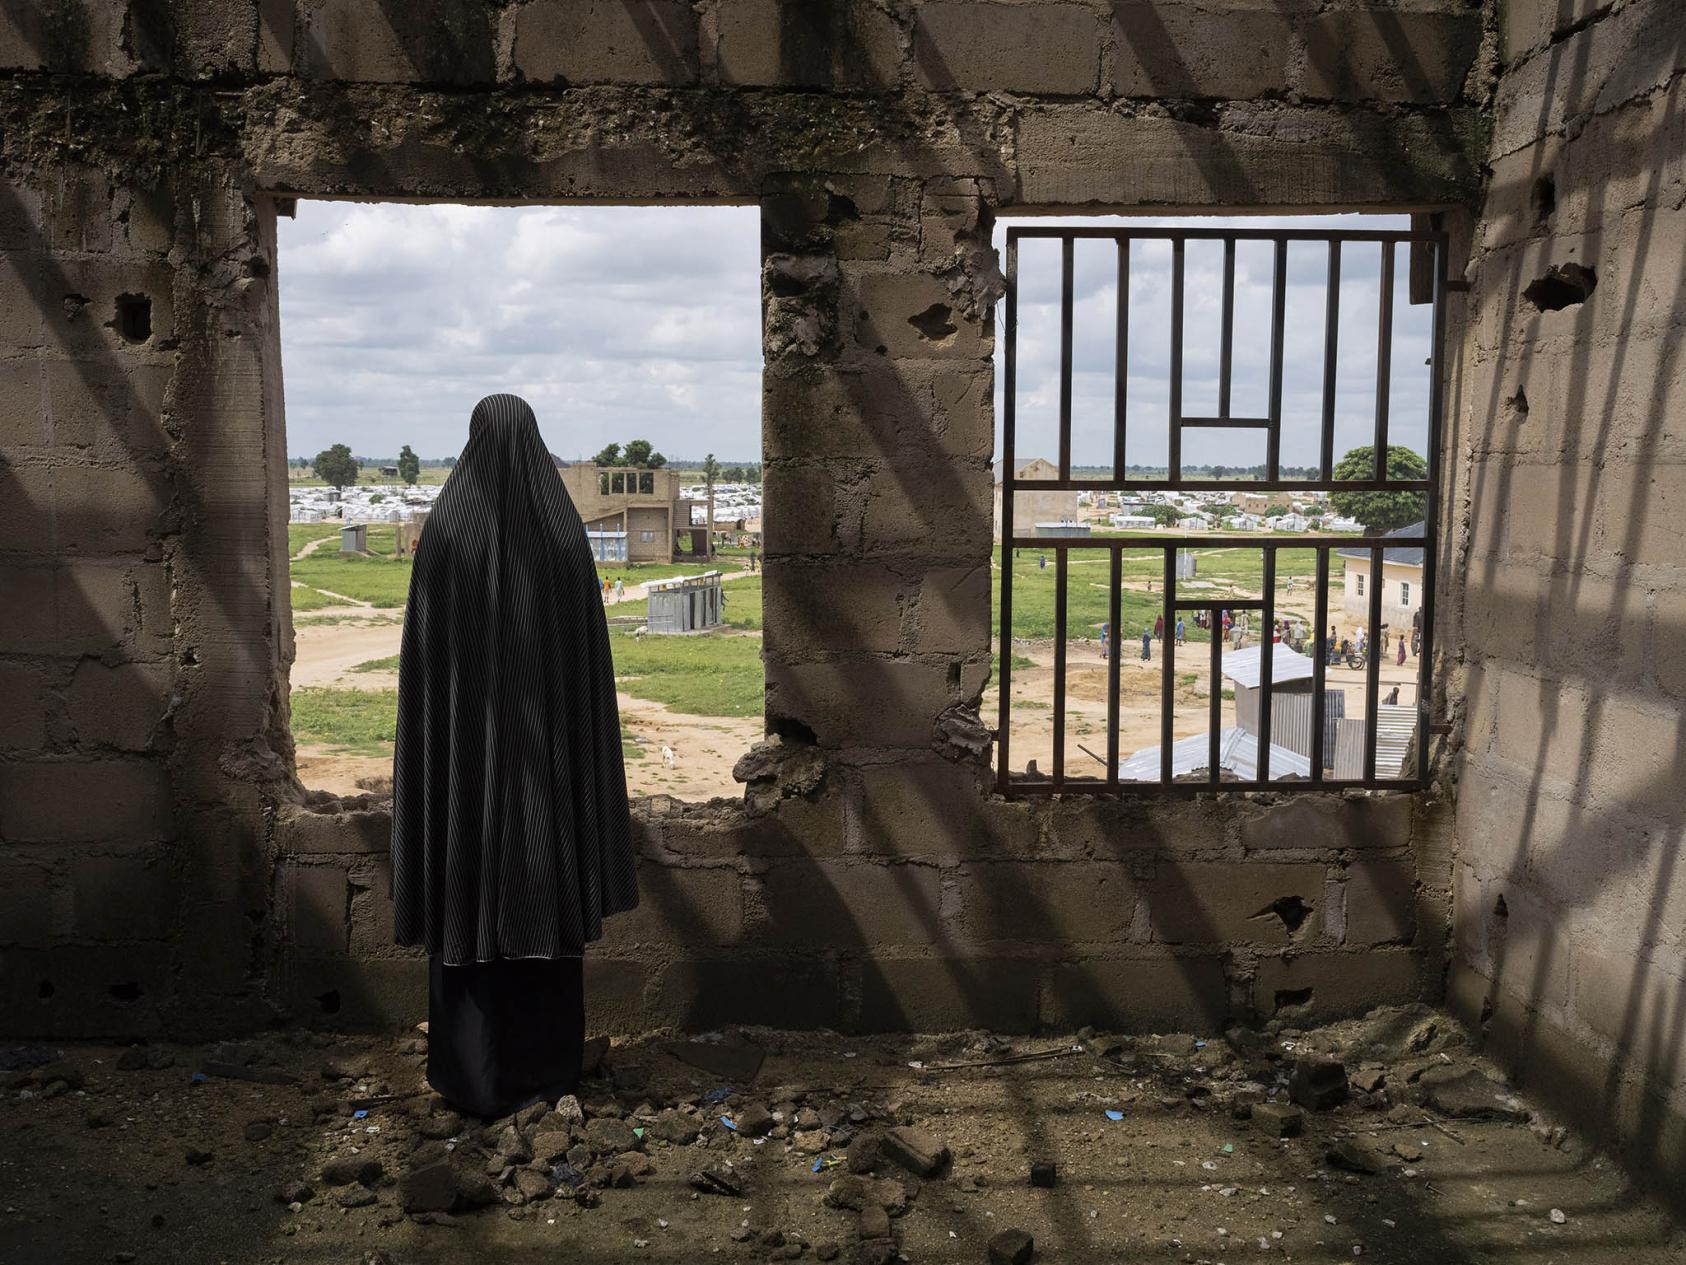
2;1007;1680;1265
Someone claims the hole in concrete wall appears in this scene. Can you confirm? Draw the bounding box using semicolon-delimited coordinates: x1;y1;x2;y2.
1531;176;1556;224
277;203;765;805
1522;263;1596;312
826;193;860;223
108;981;143;1002
62;292;90;320
1492;894;1508;919
113;293;152;342
316;988;341;1015
37;979;55;1000
768;715;817;746
1273;987;1314;1014
908;302;957;341
1506;386;1529;420
1256;895;1313;935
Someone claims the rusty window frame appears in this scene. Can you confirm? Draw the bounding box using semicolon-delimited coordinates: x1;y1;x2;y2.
995;224;1448;797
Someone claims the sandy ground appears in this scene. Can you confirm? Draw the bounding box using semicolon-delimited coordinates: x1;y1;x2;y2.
289;580;764;801
2;1007;1680;1265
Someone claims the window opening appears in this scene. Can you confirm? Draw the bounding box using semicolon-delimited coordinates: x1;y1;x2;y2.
278;202;764;802
994;216;1444;795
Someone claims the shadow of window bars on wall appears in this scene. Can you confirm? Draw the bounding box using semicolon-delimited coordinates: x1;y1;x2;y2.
996;224;1448;796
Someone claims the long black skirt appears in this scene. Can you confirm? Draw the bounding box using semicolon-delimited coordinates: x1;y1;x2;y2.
427;953;585;1120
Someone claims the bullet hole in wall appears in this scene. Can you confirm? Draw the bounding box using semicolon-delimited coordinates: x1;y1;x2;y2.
1274;987;1314;1014
38;979;55;1000
1523;262;1596;312
1258;894;1313;935
908;302;957;341
114;293;152;342
62;292;91;320
316;988;341;1014
1532;175;1555;223
109;981;143;1001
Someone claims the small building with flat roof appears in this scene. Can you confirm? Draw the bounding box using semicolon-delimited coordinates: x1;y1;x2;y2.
646;570;725;634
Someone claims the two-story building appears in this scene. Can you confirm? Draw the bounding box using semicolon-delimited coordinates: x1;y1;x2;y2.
1335;521;1425;629
559;465;707;563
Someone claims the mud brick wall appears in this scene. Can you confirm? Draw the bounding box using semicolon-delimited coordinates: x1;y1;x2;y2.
0;0;1490;1042
1445;0;1686;1187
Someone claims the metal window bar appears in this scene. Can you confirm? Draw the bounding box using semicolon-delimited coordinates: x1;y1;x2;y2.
996;224;1445;797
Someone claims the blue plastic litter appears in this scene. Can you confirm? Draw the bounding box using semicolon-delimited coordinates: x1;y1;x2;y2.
551;1162;584;1187
1195;1039;1208;1049
812;1157;823;1173
701;1086;732;1105
353;1109;369;1119
720;1115;737;1130
190;1072;206;1085
1104;1109;1124;1121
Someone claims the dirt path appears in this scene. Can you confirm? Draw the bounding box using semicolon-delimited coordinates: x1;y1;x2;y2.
291;533;337;562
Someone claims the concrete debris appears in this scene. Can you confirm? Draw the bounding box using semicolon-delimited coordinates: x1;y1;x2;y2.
1416;1066;1530;1122
988;1227;1036;1265
689;1163;743;1197
1289;1059;1351;1111
881;1125;950;1177
1326;1138;1387;1174
1252;1103;1304;1138
321;1156;383;1187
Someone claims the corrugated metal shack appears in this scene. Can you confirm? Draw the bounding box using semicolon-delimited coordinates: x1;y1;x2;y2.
645;570;724;634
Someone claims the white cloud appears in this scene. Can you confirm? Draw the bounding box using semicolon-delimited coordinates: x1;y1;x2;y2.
278;203;763;463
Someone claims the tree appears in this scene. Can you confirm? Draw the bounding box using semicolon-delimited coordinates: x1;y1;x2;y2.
701;453;720;560
1327;445;1429;532
622;439;662;468
313;443;359;490
1144;503;1180;527
592;442;622;466
397;444;420;486
724;465;746;482
1263;504;1288;518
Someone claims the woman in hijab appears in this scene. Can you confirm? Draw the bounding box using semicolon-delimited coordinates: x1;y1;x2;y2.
390;393;640;1119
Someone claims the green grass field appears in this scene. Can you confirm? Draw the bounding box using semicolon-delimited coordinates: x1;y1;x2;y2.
608;627;763;718
290;552;415;607
992;545;1338;641
290;687;398;756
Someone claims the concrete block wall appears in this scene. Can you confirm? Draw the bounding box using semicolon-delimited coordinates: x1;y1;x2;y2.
1448;0;1686;1187
0;0;1491;1041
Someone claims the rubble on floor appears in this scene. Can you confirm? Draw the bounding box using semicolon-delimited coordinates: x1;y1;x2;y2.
0;1004;1680;1264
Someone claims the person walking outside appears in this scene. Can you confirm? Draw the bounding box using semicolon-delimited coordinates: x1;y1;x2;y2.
1099;620;1109;659
1153;612;1165;641
1175;616;1185;646
390;394;639;1120
1141;625;1152;661
1397;637;1407;666
614;577;625;602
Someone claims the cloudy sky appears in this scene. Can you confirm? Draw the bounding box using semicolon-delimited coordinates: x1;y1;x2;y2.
277;205;1430;472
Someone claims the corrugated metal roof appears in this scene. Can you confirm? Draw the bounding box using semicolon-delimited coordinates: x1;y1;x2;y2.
1334;521;1425;567
1221;644;1316;689
1119;727;1313;782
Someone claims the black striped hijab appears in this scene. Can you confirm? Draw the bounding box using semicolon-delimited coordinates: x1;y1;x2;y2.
390;393;638;963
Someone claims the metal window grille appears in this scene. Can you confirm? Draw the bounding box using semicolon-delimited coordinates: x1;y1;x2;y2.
996;225;1447;796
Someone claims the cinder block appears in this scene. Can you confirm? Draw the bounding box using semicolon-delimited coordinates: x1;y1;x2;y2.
1240;795;1413;852
283;957;427;1032
852;762;1038;859
1044;956;1229;1033
856;955;1040;1032
1108;3;1293;99
0;357;45;445
1343;860;1416;945
761;462;846;555
70;854;172;940
508;0;699;86
1145;861;1327;945
276;807;392;854
912;2;1100;94
859;459;991;560
929;369;994;462
1252;951;1422;1021
905;564;989;656
657;956;841;1029
584;957;648;1034
0;861;56;944
599;862;743;947
10;463;172;555
297;0;497;83
43;358;173;454
853;273;990;361
762;560;906;655
0;759;171;843
711;0;901;88
1051;796;1233;857
0;945;171;1040
348;860;396;957
757;860;939;946
1572;949;1686;1089
283;863;350;956
173;0;259;76
956;862;1134;943
1296;9;1481;105
0;252;46;348
67;659;172;751
763;362;929;461
0;661;49;751
765;656;961;749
